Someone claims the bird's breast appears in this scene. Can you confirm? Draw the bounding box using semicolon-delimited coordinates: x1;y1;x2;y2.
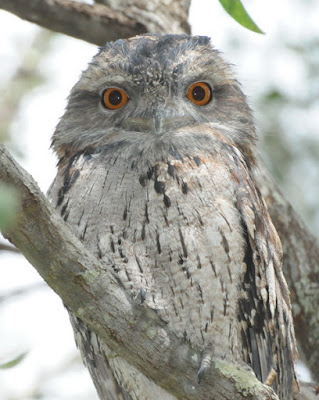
50;150;247;359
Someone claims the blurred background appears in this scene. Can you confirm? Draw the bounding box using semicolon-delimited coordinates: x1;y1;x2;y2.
0;0;318;398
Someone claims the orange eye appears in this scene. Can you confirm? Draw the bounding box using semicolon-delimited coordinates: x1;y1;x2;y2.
186;82;212;106
102;88;129;110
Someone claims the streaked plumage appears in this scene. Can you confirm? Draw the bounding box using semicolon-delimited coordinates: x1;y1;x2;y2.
49;34;297;400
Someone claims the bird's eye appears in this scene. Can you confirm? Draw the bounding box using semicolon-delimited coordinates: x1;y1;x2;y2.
102;88;129;110
186;82;212;106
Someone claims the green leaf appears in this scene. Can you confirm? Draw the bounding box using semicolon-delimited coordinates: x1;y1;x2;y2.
0;352;27;369
218;0;264;34
0;184;20;229
264;90;284;102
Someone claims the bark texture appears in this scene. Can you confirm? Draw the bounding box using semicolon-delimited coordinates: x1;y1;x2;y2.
0;145;281;399
0;0;190;45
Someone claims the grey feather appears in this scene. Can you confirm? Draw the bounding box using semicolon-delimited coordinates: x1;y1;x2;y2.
48;34;297;400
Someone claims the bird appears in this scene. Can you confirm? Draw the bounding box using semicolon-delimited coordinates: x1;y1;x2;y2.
48;34;298;400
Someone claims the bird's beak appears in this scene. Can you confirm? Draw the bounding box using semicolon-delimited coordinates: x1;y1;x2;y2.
122;103;195;135
153;111;164;134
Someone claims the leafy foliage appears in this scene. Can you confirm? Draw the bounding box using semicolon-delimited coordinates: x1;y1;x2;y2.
0;352;27;369
218;0;263;33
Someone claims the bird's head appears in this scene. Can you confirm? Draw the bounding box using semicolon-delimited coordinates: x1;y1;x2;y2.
52;34;256;166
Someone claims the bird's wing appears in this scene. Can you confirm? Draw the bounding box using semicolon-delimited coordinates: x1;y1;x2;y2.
234;155;297;399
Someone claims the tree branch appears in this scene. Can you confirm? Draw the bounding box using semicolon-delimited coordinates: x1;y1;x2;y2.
0;0;190;46
0;144;279;399
0;241;20;253
0;281;46;303
0;0;146;46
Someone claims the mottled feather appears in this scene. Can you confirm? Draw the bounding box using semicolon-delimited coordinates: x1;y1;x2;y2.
49;34;297;400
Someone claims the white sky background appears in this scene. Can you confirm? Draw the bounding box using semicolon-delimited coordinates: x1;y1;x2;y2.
0;0;318;398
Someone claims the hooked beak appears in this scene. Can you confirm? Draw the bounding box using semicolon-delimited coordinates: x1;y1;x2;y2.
122;110;195;135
